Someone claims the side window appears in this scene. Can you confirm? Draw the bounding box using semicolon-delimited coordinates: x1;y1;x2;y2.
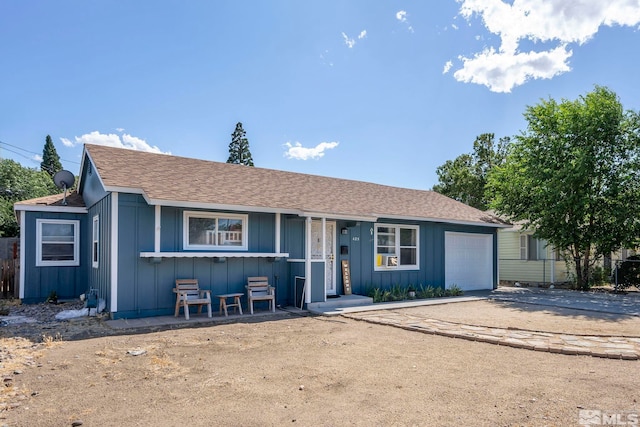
92;215;99;268
36;219;80;267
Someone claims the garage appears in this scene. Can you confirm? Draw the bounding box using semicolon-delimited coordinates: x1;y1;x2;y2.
445;232;494;291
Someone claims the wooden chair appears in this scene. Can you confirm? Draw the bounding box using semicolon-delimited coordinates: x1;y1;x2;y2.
173;279;212;320
246;276;276;314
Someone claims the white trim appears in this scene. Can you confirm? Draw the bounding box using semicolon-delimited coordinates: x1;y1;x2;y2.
287;259;327;263
35;219;80;267
110;192;118;313
147;197;300;215
14;205;87;213
92;215;99;268
373;223;420;271
154;205;161;253
19;211;25;299
299;212;378;222
305;216;312;304
378;213;511;228
183;211;248;251
140;252;289;258
275;212;281;254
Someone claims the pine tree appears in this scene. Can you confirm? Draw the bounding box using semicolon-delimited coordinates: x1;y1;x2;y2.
227;122;254;166
41;135;62;178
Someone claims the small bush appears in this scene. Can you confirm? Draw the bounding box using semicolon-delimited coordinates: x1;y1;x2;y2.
614;255;640;291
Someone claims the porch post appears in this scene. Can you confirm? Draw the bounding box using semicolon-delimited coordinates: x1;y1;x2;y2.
321;217;326;302
305;216;312;304
275;212;281;253
154;205;161;253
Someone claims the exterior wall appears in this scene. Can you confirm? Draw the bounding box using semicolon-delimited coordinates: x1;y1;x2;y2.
342;221;498;292
79;155;108;208
113;194;289;319
21;211;89;303
498;230;569;284
87;194;112;310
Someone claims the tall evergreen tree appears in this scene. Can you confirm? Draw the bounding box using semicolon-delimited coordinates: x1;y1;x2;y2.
41;135;62;178
227;122;254;166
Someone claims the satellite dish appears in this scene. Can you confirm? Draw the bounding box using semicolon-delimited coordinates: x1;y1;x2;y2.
53;170;75;206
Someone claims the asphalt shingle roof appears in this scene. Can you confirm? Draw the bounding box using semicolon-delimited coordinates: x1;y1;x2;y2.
85;144;506;226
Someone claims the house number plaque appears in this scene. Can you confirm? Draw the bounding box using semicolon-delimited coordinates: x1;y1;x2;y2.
341;260;352;295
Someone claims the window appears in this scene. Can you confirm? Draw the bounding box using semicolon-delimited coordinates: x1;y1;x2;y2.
92;215;99;268
36;219;80;267
374;224;419;270
183;211;248;250
520;234;547;260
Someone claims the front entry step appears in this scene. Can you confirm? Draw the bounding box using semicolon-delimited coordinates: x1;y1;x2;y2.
307;294;373;312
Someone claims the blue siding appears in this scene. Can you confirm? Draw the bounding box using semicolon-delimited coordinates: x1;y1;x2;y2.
22;211;89;303
113;196;290;319
87;194;112;310
336;220;498;295
79;156;108;208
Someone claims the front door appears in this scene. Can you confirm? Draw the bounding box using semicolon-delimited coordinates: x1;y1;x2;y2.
311;220;337;295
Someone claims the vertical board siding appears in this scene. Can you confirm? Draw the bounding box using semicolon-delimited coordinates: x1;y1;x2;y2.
22;211;88;303
113;196;290;319
87;194;111;310
338;220;498;294
79;156;108;208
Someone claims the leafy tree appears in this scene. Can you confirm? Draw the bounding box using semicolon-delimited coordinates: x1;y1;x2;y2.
0;159;58;237
432;133;509;210
227;122;254;166
488;86;640;290
41;135;62;178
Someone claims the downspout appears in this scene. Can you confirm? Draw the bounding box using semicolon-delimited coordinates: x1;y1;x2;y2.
305;216;312;304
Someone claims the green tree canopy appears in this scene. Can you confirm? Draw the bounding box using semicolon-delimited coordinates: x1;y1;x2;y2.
227;122;254;166
487;86;640;290
41;135;62;178
0;159;59;236
432;133;509;210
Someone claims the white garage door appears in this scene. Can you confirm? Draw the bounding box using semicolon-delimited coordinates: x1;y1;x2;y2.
445;232;494;291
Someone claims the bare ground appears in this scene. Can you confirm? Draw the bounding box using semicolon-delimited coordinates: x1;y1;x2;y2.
1;300;639;427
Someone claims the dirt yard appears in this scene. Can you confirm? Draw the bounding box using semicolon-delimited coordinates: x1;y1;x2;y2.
2;299;639;427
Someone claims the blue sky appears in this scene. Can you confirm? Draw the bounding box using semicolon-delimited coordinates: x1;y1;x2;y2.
2;0;640;190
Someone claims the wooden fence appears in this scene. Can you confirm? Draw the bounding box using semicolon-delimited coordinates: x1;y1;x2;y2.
1;259;16;299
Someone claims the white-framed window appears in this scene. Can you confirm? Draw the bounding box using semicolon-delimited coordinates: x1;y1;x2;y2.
520;234;547;260
36;219;80;267
92;215;99;268
183;211;248;250
374;224;419;271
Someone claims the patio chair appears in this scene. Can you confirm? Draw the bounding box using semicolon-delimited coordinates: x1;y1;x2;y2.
246;276;276;314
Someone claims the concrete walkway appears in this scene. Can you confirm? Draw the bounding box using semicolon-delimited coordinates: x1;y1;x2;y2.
341;288;640;360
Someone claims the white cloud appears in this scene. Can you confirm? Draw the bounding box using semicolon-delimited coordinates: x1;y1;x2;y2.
443;60;454;74
115;127;125;132
342;32;356;48
61;131;170;154
283;141;339;160
396;10;415;32
33;154;42;162
452;23;459;30
453;0;640;92
60;137;74;147
342;30;367;48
